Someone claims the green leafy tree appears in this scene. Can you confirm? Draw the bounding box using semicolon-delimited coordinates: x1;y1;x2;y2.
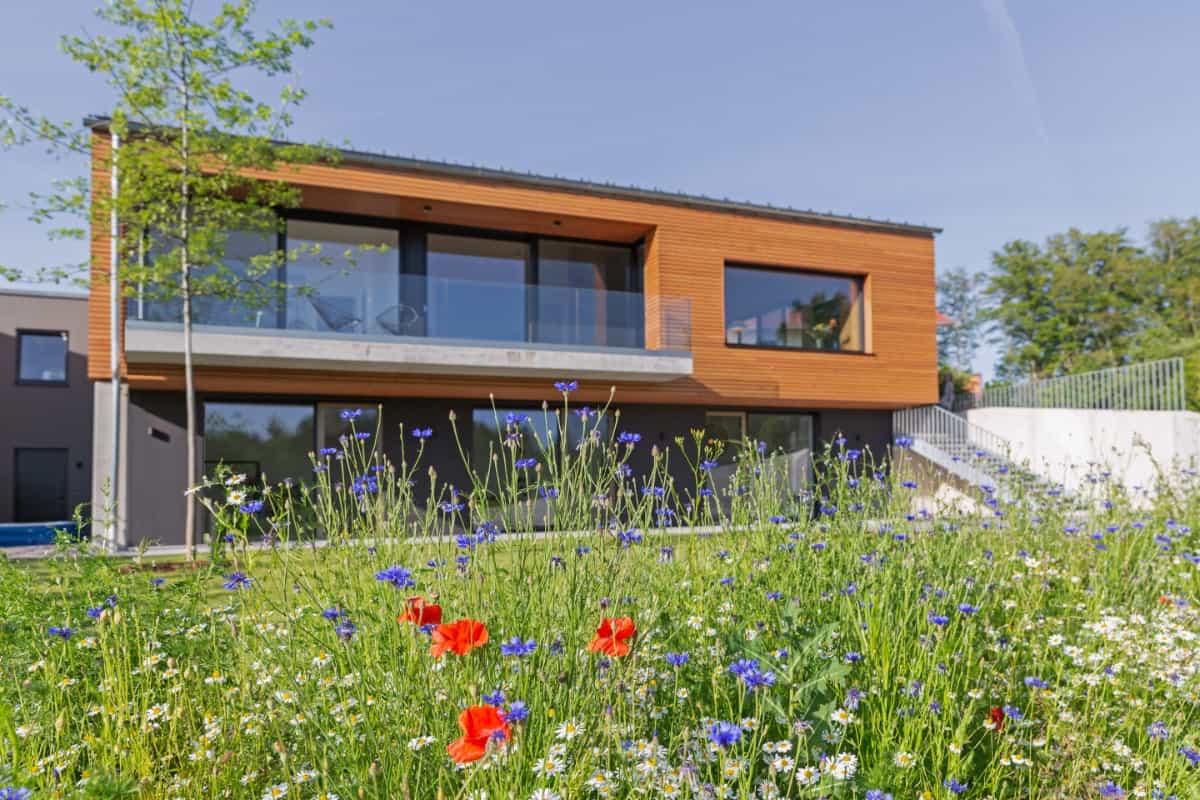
2;0;331;558
935;265;987;372
985;229;1144;380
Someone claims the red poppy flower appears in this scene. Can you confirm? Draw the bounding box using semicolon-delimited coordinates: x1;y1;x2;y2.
430;618;489;658
447;704;511;764
990;706;1006;731
398;596;442;627
588;616;635;657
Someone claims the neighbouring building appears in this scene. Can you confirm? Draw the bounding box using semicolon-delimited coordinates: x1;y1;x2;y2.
85;118;940;547
0;286;93;524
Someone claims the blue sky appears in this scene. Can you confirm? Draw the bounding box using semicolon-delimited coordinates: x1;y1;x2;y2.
3;0;1199;377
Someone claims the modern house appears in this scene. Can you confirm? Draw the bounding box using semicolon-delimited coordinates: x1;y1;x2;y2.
85;119;939;547
0;286;93;525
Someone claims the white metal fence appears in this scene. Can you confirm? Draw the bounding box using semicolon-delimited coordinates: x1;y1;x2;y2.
977;358;1187;411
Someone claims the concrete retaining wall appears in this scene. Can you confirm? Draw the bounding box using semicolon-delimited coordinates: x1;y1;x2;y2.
966;408;1200;491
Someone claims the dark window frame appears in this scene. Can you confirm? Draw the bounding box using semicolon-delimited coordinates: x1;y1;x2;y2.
279;208;643;338
15;329;70;386
723;262;868;355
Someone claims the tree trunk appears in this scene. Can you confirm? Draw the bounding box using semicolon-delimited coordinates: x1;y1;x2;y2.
181;68;197;562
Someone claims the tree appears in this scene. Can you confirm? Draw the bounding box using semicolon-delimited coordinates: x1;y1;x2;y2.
935;266;987;372
2;0;331;559
984;229;1144;380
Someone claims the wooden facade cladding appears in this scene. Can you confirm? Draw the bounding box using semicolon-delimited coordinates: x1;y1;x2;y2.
88;131;938;411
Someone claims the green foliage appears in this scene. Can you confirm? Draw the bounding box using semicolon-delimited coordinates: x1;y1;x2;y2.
0;401;1197;798
985;222;1200;408
936;266;987;372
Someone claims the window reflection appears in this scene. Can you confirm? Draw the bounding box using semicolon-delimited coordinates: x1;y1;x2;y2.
725;265;864;351
285;220;400;335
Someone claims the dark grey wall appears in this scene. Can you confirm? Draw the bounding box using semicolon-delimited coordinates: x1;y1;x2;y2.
816;410;893;462
125;391;192;547
0;291;92;523
113;390;895;546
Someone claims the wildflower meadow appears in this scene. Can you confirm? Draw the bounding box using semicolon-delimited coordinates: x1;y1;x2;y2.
1;384;1198;800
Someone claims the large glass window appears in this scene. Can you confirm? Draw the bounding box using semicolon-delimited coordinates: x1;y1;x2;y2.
316;403;381;453
17;331;68;384
471;406;610;472
748;412;814;493
132;230;278;327
536;240;640;347
285;220;401;335
724;265;864;352
426;234;530;342
203;402;315;486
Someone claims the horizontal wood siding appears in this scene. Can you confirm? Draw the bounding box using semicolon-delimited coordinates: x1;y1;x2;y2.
89;131;937;410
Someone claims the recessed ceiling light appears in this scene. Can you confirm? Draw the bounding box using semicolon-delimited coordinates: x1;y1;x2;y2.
423;204;432;213
552;219;562;226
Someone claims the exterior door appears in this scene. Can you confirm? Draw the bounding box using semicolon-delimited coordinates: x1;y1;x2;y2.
14;448;69;522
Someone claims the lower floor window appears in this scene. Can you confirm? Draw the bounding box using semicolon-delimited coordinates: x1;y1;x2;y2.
203;402;315;486
702;412;813;459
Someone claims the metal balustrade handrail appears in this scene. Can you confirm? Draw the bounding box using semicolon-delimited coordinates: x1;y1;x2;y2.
895;404;1013;460
979;358;1186;411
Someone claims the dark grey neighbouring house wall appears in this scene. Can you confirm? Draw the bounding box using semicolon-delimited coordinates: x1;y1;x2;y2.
0;289;92;523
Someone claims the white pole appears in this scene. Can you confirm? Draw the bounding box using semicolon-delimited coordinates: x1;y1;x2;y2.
108;129;121;552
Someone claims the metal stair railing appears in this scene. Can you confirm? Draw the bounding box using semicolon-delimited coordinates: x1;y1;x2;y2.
894;404;1025;492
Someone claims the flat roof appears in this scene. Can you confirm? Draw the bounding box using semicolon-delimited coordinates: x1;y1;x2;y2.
0;284;88;301
84;116;941;237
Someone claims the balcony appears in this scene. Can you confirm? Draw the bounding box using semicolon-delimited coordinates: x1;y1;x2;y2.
124;275;692;382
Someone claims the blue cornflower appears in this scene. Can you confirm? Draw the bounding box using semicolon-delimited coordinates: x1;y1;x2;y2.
894;435;913;447
765;591;783;600
482;689;506;706
845;687;866;709
375;565;416;589
514;457;538;469
811;542;827;551
1024;676;1049;689
699;459;719;471
617;431;641;445
355;431;371;440
728;658;760;678
335;620;357;640
575;545;591;556
322;607;346;621
500;637;538;658
48;626;73;640
1180;747;1200;766
1003;705;1023;721
505;412;529;426
617;529;643;548
318;446;338;456
239;500;264;513
865;792;892;800
411;427;433;440
742;669;776;691
575;405;596;419
901;480;918;489
1147;720;1169;740
943;778;968;795
150;577;166;587
768;515;787;523
641;485;665;497
957;603;979;615
223;572;253;590
553;380;578;392
86;606;103;619
504;701;529;722
0;788;33;800
339;408;361;420
708;721;741;747
718;576;734;588
539;486;559;498
659;546;675;562
665;651;689;666
1098;781;1125;798
844;651;863;664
